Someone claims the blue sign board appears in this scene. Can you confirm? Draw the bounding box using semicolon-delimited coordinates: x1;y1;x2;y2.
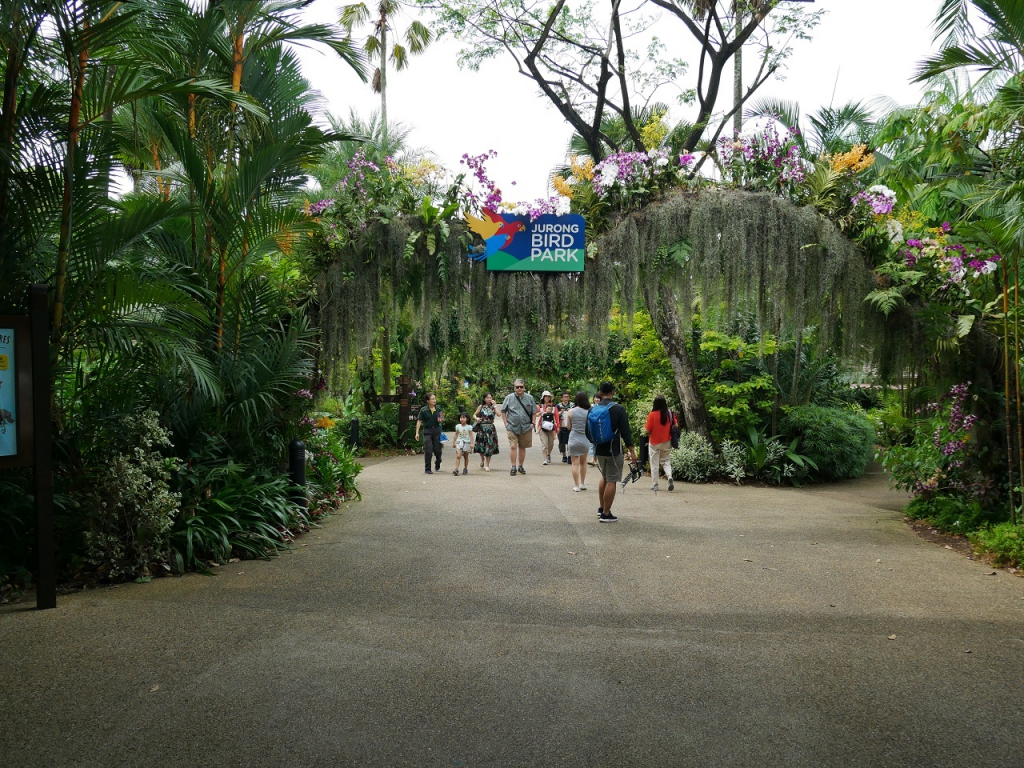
466;211;586;272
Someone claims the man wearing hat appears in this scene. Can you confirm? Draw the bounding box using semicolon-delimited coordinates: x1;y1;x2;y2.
500;379;538;476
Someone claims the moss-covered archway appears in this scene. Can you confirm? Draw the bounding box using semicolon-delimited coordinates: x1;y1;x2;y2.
316;188;874;440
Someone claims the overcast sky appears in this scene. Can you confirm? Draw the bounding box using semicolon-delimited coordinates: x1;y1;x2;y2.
293;0;943;200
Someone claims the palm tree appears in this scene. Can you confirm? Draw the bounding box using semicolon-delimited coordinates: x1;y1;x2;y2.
340;0;433;145
744;97;875;157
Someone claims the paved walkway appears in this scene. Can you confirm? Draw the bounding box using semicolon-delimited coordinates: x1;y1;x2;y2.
2;433;1023;767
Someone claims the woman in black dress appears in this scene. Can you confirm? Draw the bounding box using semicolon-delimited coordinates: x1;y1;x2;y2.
472;392;500;471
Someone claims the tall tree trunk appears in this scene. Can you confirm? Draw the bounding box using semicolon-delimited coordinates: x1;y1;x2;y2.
732;2;742;135
53;41;89;344
217;30;245;351
381;321;392;395
1015;255;1022;526
379;19;388;148
654;282;713;443
1003;261;1015;523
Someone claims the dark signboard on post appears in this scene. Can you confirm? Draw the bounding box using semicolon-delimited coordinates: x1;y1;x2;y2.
0;286;55;608
0;316;33;468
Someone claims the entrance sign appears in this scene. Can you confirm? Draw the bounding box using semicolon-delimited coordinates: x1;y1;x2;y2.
0;286;55;609
0;324;16;457
0;316;32;466
466;210;586;272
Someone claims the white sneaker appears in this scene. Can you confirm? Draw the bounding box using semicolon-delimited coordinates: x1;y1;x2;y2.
573;486;580;492
651;482;659;491
579;484;586;491
543;458;551;465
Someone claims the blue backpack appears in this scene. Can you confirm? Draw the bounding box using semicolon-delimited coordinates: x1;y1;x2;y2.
587;402;615;445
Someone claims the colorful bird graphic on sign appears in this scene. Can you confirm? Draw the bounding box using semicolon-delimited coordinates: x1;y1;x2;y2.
465;209;526;261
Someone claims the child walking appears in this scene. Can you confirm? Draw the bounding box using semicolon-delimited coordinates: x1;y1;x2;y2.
454;412;474;475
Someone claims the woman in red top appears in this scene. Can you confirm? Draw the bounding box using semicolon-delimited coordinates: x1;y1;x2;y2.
644;394;676;492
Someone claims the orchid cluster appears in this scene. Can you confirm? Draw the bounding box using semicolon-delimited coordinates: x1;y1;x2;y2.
901;233;1001;288
932;382;976;459
503;195;572;220
305;150;428;259
460;150;503;211
304;420;355;514
882;382;984;500
717;122;806;191
306;198;335;216
592;151;653;196
587;148;679;209
335;150;380;197
850;185;896;216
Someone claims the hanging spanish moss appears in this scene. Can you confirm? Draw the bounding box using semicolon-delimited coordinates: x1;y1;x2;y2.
600;189;877;356
315;188;875;384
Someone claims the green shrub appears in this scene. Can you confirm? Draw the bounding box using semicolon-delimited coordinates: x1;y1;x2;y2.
0;470;34;583
869;392;914;448
670;432;718;483
80;410;182;580
171;464;304;572
970;523;1024;567
781;405;874;480
360;403;402;448
905;494;992;533
718;439;747;484
307;425;363;512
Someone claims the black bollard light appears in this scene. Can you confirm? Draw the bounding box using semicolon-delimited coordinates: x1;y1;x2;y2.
349;417;360;450
288;438;308;511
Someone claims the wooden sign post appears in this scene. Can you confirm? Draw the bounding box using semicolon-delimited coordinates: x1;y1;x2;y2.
375;375;413;445
0;285;55;609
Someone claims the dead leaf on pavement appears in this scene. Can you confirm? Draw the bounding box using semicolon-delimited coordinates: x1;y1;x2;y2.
150;685;160;692
985;571;997;576
743;558;754;562
567;551;577;556
887;634;897;640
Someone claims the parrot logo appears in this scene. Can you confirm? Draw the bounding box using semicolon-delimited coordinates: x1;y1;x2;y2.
465;209;526;262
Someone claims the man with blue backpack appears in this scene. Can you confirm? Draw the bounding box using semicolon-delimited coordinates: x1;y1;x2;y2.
585;381;637;522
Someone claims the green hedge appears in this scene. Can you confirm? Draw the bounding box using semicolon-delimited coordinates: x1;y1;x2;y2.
781;405;875;481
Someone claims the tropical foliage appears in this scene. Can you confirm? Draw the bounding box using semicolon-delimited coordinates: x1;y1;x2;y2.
0;0;366;588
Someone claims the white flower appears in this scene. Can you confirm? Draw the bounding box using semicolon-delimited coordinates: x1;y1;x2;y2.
886;218;904;245
599;162;619;187
648;149;669;167
555;196;572;216
868;184;896;201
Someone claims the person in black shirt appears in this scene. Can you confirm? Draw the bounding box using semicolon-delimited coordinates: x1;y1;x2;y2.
585;381;637;522
414;392;444;474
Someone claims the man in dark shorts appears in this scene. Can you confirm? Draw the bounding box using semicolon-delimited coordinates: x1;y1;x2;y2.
585;381;637;522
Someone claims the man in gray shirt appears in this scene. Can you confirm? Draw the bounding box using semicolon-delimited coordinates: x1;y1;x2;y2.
500;378;537;476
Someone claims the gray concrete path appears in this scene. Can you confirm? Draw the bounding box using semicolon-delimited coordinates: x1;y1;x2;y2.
2;429;1024;767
